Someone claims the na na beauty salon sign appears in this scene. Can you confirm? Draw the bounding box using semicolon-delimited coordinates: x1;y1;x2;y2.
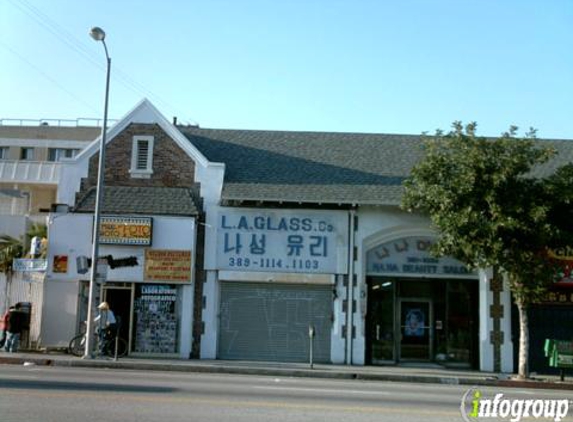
367;236;477;278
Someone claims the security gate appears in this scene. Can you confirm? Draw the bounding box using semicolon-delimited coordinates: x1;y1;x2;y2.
218;282;332;362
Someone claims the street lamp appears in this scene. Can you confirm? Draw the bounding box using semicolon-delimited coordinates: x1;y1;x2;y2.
84;26;111;358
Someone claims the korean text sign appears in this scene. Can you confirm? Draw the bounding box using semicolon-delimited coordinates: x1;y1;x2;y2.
216;209;349;274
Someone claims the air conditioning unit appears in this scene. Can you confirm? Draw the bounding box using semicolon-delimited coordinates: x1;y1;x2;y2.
76;255;89;274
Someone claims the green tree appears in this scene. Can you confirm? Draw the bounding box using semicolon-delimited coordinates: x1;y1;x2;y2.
401;122;573;379
27;222;47;241
0;222;48;309
0;234;24;311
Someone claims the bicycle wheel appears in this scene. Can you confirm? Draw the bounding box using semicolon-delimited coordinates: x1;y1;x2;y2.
68;334;86;357
104;337;128;358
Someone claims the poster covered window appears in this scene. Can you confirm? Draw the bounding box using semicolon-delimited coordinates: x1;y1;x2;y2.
133;284;179;354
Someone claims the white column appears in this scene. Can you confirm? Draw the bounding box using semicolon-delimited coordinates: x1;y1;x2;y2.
352;280;367;365
179;283;194;359
479;268;494;371
200;270;220;359
500;278;514;373
331;274;346;364
479;268;514;373
351;253;367;365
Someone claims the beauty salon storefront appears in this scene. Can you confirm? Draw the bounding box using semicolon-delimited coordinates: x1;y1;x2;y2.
365;235;480;368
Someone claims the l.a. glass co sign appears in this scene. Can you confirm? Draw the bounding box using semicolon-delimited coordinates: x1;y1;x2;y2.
99;216;152;246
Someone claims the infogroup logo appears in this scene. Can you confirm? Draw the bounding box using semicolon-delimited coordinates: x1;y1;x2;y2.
460;388;569;422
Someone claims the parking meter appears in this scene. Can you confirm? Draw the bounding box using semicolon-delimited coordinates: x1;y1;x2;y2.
309;325;315;369
309;325;315;338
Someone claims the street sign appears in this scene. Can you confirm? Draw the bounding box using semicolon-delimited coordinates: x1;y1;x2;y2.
13;259;47;272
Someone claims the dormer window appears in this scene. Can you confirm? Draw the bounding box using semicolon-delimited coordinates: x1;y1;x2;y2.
130;135;154;178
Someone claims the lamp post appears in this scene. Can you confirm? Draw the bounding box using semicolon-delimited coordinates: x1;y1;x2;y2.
84;26;111;358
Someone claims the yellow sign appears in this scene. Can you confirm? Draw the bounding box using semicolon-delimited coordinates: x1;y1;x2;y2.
548;247;573;261
145;249;192;283
100;217;152;245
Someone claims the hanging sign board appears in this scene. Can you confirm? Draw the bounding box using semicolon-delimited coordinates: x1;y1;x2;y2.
144;249;192;283
13;259;48;272
53;255;68;273
99;216;152;246
548;248;573;284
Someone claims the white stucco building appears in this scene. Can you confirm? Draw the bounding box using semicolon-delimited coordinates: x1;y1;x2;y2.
24;99;572;372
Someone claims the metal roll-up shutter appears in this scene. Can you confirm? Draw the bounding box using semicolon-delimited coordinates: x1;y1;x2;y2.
218;282;332;363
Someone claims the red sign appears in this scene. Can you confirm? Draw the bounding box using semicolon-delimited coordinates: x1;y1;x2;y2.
548;248;573;284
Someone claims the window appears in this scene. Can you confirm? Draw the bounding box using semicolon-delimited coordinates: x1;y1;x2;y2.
0;147;8;160
20;147;34;160
135;140;149;170
48;148;80;162
130;136;154;178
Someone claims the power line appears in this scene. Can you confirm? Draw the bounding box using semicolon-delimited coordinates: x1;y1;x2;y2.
6;0;199;125
0;41;100;114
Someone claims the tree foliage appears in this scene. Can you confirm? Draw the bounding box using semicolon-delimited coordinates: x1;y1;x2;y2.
0;223;48;273
0;234;24;274
402;122;571;305
27;222;47;241
401;122;573;377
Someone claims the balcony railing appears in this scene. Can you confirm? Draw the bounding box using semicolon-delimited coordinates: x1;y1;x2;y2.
0;160;61;184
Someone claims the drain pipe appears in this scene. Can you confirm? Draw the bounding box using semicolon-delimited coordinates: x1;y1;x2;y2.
345;208;356;365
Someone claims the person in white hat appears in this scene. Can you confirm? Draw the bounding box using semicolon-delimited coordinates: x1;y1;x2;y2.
94;301;117;355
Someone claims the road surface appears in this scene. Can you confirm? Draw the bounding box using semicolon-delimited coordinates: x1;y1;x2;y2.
1;364;572;421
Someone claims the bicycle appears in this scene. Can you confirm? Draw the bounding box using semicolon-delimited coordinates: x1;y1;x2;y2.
68;322;128;358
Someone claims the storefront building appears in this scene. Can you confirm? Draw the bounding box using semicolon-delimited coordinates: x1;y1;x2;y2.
182;125;542;371
200;206;350;363
516;249;573;374
364;234;479;367
44;212;197;358
33;98;571;371
40;100;222;357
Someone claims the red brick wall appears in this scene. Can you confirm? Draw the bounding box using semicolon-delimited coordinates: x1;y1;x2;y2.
83;123;196;190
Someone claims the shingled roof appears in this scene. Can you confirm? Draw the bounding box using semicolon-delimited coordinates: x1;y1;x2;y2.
180;127;573;206
74;186;200;216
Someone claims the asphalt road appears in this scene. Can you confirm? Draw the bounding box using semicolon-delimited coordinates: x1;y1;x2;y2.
1;365;573;422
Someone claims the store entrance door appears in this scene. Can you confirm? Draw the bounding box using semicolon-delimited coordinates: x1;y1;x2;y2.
399;299;432;361
102;285;133;352
366;279;396;364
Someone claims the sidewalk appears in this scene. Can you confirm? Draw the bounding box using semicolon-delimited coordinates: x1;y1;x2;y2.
1;350;572;391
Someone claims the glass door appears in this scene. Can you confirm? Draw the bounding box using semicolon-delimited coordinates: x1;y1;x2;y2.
366;279;395;363
399;299;432;361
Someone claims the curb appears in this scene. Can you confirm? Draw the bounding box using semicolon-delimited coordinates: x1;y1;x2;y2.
2;355;573;391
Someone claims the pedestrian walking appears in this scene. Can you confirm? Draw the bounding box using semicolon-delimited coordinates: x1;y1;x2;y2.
4;304;24;353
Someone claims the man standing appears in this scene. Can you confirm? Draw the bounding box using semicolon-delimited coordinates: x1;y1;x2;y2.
0;306;12;349
94;301;117;356
5;304;24;353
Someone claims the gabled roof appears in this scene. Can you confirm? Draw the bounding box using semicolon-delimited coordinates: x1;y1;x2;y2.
74;186;200;216
75;99;212;168
180;127;573;206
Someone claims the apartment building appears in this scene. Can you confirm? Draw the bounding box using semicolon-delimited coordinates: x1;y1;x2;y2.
0;120;100;231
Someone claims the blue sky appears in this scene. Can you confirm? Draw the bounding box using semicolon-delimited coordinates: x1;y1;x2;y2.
1;0;572;139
